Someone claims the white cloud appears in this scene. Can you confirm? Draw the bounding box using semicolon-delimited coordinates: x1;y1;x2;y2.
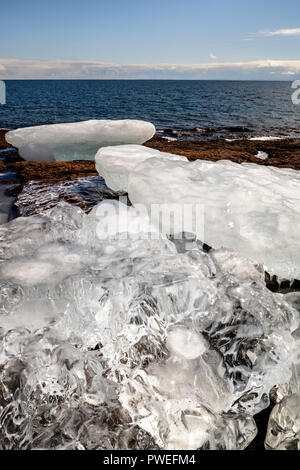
0;57;300;80
260;28;300;37
210;53;217;60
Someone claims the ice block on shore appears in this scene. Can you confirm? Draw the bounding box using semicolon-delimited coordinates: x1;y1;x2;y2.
265;392;300;450
0;200;299;450
5;120;156;162
95;144;187;192
96;144;300;279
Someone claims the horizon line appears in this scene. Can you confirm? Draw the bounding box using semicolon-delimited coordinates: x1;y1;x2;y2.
0;78;297;82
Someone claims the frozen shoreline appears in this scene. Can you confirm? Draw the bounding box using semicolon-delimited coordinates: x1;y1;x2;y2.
1;128;299;291
0;127;300;450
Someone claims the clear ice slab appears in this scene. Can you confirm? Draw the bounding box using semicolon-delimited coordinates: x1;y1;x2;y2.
95;144;187;192
5;120;156;162
99;146;300;280
265;392;300;450
0;201;299;449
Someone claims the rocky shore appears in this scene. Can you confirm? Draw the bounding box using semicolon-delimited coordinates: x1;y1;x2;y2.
145;135;300;170
1;128;300;293
0;131;9;149
0;130;300;185
1;128;299;450
1;130;300;188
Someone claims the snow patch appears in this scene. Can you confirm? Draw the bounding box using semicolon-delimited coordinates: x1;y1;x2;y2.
255;151;269;160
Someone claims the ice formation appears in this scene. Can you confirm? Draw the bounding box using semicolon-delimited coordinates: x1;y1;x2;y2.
255;151;268;160
0;200;299;450
19;142;55;162
95;144;187;192
211;248;265;282
265;393;300;450
5;120;155;162
15;176;124;217
0;170;16;225
266;291;300;448
283;293;300;398
97;146;300;279
0;181;13;225
249;137;284;141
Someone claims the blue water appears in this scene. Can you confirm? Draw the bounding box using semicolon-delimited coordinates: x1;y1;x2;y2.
1;80;300;139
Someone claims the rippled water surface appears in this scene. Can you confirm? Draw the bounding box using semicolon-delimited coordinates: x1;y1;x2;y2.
1;80;300;138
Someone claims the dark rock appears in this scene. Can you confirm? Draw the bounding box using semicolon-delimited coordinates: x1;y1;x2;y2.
0;129;11;149
265;272;300;293
15;176;125;216
145;136;300;170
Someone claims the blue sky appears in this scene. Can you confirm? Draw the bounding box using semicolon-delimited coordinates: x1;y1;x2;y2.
1;0;300;79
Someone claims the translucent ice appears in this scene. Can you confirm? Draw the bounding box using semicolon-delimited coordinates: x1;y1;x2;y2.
95;144;187;192
270;292;300;403
265;392;300;450
166;327;208;360
19;142;55;162
211;248;265;282
0;181;14;225
116;148;300;279
255;151;268;160
0;200;299;450
5;120;155;162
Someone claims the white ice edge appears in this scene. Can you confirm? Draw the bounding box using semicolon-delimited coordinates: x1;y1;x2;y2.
5;119;156;162
96;144;300;279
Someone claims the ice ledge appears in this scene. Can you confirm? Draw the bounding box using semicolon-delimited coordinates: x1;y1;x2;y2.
5;119;156;162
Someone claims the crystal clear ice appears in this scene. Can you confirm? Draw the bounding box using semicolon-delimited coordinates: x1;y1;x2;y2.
0;200;299;449
101;146;300;280
95;144;187;192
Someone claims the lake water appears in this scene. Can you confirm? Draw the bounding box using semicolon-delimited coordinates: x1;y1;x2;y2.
0;80;300;139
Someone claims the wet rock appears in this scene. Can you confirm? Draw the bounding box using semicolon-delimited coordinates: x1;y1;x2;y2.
0;130;11;149
145;136;300;170
15;176;125;216
265;273;300;294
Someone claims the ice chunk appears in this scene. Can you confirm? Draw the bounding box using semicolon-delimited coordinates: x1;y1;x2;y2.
1;258;59;286
19;142;55;162
91;199;162;241
255;151;268;160
285;292;300;314
265;392;300;450
5;120;156;162
126;151;300;279
0;298;67;332
95;144;187;192
166;327;208;360
0;201;299;450
211;248;265;282
0;182;14;225
120;353;255;449
270;292;300;401
249;136;284;141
